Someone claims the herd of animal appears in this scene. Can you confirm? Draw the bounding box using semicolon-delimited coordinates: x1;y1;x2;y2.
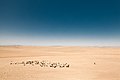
10;60;70;68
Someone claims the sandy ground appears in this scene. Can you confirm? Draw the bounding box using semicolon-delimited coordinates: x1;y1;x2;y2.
0;46;120;80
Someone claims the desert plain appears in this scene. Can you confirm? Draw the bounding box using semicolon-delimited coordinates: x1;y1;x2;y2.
0;46;120;80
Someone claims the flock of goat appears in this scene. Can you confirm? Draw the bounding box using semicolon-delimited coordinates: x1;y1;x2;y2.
10;60;70;68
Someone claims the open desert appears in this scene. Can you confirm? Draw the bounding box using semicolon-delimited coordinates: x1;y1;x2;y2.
0;46;120;80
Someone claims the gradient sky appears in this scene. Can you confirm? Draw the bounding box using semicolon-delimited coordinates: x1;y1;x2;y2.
0;0;120;46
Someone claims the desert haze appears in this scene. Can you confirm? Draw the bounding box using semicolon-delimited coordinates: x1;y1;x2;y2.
0;46;120;80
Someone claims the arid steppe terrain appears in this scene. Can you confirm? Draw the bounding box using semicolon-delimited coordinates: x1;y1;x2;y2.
0;46;120;80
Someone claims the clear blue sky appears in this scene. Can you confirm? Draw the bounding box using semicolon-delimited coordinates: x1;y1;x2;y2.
0;0;120;46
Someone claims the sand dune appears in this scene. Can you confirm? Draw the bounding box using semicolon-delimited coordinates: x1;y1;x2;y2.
0;46;120;80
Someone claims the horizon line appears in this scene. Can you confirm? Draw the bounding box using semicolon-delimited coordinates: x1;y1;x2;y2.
0;45;120;48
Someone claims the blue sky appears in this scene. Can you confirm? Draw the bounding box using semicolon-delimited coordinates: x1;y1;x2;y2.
0;0;120;46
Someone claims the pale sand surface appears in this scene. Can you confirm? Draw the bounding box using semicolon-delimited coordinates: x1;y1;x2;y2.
0;46;120;80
